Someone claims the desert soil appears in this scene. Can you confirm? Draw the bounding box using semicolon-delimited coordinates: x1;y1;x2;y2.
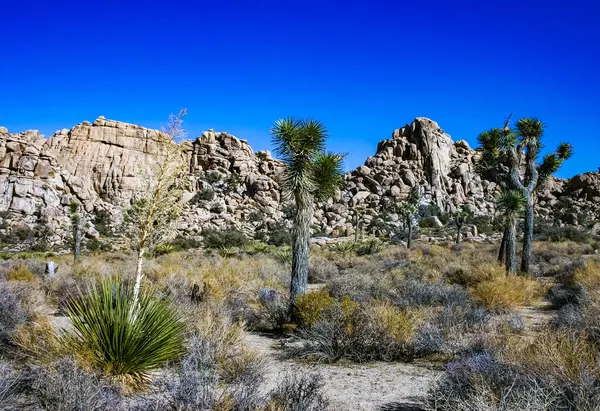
244;333;441;411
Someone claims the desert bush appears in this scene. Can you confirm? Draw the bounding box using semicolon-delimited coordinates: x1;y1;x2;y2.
444;261;506;287
6;264;35;281
169;235;203;251
265;370;329;411
29;357;120;411
393;279;472;309
352;300;422;361
261;221;292;247
12;315;66;363
0;281;30;349
354;238;384;256
547;258;600;308
470;275;544;311
203;228;249;249
251;288;289;330
192;187;215;203
295;289;336;327
242;241;271;256
427;331;600;410
66;278;185;390
291;295;422;362
535;222;593;243
0;362;23;407
308;255;339;283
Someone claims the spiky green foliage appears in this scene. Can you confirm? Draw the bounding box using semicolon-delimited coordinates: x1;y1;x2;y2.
496;190;526;218
66;278;185;389
537;142;574;189
272;118;344;201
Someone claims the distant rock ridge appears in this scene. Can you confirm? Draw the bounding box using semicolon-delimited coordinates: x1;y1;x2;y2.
0;116;597;249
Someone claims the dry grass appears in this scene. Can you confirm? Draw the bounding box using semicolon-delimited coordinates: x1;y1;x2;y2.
362;300;424;345
573;259;600;290
6;264;35;281
470;275;545;311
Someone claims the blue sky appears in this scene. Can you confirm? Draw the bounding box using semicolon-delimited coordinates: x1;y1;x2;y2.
1;0;598;177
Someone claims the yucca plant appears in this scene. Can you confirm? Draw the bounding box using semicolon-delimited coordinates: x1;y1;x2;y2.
66;278;185;390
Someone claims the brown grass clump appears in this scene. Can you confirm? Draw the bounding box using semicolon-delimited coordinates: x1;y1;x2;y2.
470;275;545;311
6;264;35;281
12;315;68;363
362;300;424;345
573;259;600;290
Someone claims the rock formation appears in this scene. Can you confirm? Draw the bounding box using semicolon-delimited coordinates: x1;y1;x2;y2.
0;116;597;250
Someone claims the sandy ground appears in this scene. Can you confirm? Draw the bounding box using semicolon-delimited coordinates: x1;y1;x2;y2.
244;333;442;411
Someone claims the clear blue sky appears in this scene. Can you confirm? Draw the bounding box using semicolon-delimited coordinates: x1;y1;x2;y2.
1;0;599;177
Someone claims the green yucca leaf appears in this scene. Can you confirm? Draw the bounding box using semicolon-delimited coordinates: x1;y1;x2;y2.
66;278;184;390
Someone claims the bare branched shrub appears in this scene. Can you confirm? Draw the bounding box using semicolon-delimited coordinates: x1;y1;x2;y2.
30;357;120;411
0;362;23;408
0;281;30;349
266;370;329;411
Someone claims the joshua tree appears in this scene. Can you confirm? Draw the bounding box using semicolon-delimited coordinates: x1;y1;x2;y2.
452;204;474;244
69;200;82;262
123;110;188;309
477;116;572;273
496;189;526;274
390;185;421;249
271;118;345;311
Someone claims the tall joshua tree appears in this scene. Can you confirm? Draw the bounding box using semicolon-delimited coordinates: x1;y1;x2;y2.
496;189;526;274
477;116;572;273
271;118;345;310
124;110;188;310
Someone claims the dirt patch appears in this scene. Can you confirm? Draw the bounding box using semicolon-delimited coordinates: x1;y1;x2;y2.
245;333;441;410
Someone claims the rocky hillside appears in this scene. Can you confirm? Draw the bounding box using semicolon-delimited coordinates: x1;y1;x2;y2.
0;117;598;250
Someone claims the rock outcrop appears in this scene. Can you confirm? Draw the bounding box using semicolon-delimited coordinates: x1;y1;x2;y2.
0;117;598;250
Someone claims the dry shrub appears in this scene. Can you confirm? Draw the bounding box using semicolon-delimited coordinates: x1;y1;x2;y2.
428;330;600;410
12;315;67;363
6;264;35;281
513;331;600;383
291;296;422;362
308;254;339;283
0;280;45;350
470;275;544;311
295;289;335;327
573;259;600;291
445;262;505;287
362;300;423;345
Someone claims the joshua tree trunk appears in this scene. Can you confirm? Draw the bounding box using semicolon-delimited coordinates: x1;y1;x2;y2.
456;222;463;244
132;247;145;311
505;217;518;274
354;209;360;242
73;221;81;262
521;194;534;274
498;225;508;264
406;215;413;249
290;193;313;312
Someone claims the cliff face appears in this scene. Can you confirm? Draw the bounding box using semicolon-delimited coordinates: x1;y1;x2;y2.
0;117;597;249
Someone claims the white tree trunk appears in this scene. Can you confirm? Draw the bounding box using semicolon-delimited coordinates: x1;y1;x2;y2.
132;248;145;313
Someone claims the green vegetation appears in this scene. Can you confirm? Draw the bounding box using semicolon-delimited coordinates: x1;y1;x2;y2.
66;278;185;390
